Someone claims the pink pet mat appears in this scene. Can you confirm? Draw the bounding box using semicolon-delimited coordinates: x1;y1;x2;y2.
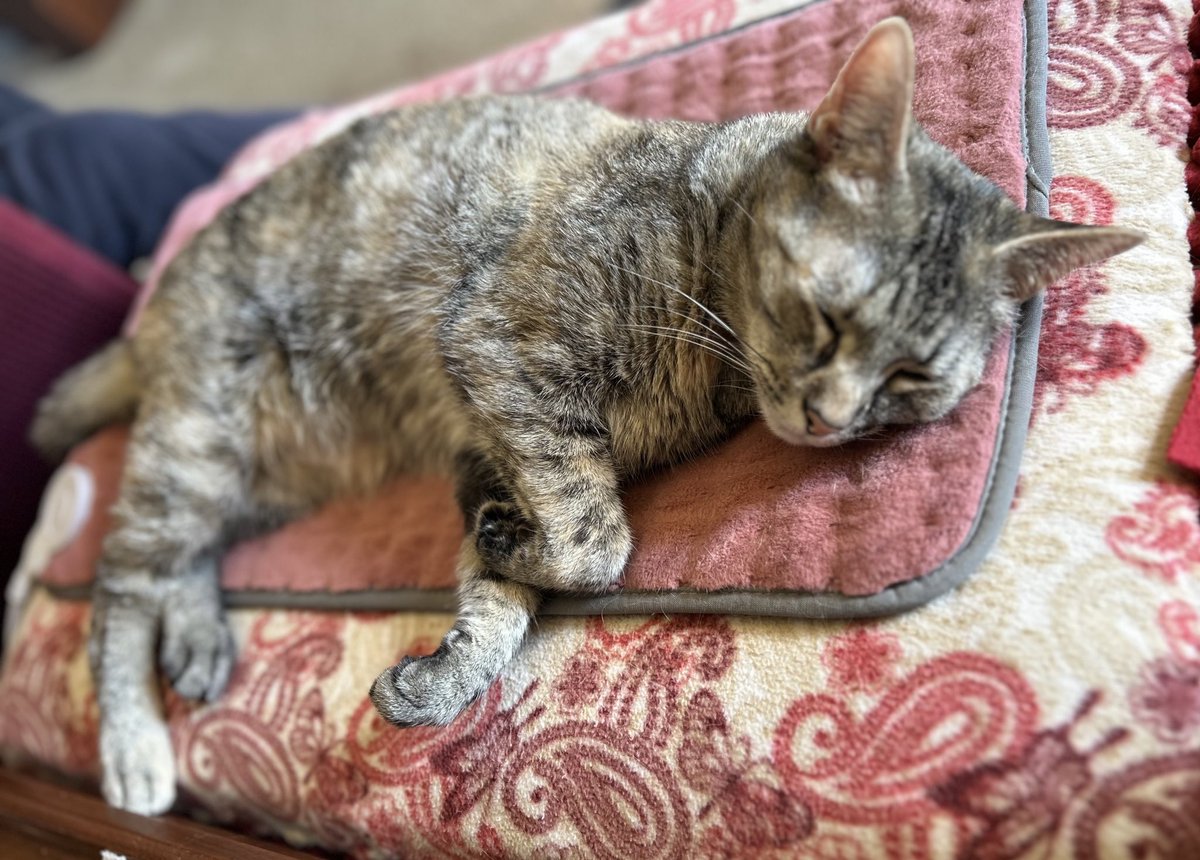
38;0;1037;616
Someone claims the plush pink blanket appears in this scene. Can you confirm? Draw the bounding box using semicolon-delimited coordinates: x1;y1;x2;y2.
40;0;1027;600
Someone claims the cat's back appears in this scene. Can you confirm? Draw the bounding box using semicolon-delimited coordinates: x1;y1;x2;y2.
136;97;626;344
174;96;633;291
322;96;635;223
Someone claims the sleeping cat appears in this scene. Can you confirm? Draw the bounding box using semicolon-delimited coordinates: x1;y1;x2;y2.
32;18;1140;815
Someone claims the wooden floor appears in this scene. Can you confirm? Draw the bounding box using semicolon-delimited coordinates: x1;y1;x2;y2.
0;768;316;859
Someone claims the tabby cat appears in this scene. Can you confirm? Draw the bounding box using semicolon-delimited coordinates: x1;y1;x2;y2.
32;18;1140;815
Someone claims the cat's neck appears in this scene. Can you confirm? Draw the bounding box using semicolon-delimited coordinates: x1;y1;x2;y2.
684;113;812;339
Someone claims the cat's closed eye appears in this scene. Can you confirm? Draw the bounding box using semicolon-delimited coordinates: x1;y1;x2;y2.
814;307;840;366
885;363;936;393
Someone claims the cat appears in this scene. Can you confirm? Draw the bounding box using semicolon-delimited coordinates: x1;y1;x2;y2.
30;18;1140;816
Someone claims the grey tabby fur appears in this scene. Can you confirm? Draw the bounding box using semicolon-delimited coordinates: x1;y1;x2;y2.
30;19;1140;815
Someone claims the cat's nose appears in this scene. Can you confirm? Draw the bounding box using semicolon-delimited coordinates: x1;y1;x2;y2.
804;403;843;437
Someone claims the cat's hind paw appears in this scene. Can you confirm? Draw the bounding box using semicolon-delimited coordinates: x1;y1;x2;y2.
475;500;533;559
160;602;236;702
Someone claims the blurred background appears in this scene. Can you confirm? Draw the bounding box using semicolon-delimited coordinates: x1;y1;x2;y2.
0;0;614;111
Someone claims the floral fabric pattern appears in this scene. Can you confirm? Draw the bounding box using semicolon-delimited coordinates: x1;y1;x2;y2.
3;0;1199;856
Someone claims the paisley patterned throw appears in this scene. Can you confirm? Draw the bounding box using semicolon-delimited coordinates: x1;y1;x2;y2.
3;0;1198;856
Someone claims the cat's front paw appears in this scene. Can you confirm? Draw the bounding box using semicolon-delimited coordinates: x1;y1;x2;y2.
369;650;484;728
100;719;176;815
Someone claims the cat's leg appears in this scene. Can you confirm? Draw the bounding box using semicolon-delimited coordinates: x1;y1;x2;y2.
370;542;540;726
158;555;235;702
471;420;632;593
370;450;540;726
92;408;245;815
371;410;630;726
368;434;629;727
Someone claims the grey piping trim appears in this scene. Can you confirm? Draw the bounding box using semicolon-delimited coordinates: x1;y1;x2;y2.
530;0;826;96
40;0;1050;619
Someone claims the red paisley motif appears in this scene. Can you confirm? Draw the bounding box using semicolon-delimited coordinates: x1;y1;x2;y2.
431;683;542;822
1048;0;1140;127
178;615;347;825
798;833;878;860
1135;71;1190;147
627;0;736;42
1071;752;1200;859
1047;0;1189;149
821;627;903;692
558;616;736;746
364;801;457;860
772;652;1038;826
1124;0;1192;147
1129;657;1200;744
928;691;1127;860
309;753;369;812
287;687;329;766
344;679;504;788
698;777;813;859
1160;600;1200;664
1119;0;1190;74
501;721;691;860
1106;481;1200;582
1035;176;1147;417
244;634;343;732
486;33;562;92
0;601;98;775
682;691;813;857
678;689;750;795
1048;37;1141;128
185;710;300;820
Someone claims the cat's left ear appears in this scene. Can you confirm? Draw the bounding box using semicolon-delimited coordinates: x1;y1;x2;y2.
807;17;915;181
991;218;1144;301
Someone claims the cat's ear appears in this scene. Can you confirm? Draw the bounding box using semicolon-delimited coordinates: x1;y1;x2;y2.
807;17;915;181
990;219;1144;301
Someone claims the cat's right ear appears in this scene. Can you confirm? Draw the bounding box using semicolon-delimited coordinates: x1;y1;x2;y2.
990;219;1144;301
807;17;915;182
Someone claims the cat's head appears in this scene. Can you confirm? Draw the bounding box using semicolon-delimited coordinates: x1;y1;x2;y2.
736;17;1141;447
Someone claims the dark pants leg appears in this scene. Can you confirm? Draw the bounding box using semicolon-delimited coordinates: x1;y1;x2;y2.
0;85;297;268
0;86;299;580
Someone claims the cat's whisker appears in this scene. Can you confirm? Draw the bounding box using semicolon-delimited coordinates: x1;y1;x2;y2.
671;271;775;367
635;301;776;383
730;197;760;228
626;326;755;373
610;261;740;338
663;283;738;338
637;303;745;356
614;259;777;373
625;320;753;367
692;289;775;369
626;324;756;376
697;259;730;288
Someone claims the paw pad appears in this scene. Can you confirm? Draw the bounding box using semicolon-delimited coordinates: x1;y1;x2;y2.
476;501;531;557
